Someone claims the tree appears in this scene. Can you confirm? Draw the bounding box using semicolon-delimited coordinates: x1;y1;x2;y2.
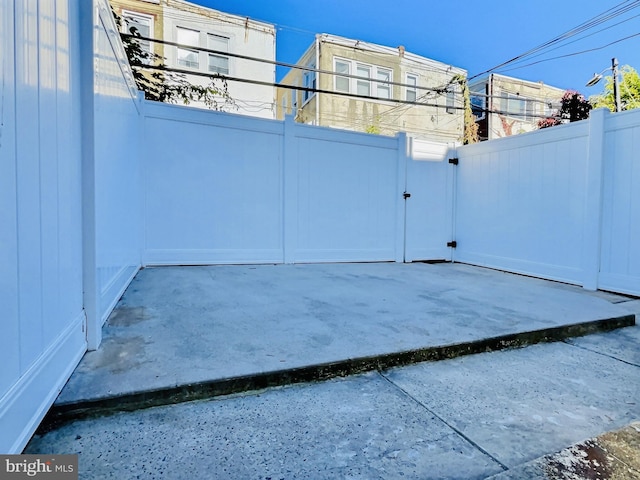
538;90;591;129
589;65;640;112
451;74;479;144
113;10;234;110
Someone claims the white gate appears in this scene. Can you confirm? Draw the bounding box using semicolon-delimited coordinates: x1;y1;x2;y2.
404;139;456;262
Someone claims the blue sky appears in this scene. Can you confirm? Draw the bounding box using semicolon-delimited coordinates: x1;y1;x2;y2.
194;0;639;95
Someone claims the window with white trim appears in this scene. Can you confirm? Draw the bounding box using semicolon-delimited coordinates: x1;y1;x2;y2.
176;27;200;69
207;34;229;75
302;62;316;103
500;92;538;121
406;74;418;102
377;68;392;99
356;64;371;96
291;80;298;111
333;57;394;101
122;11;153;59
335;59;350;93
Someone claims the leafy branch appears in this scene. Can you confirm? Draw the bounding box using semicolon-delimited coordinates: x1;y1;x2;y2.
113;9;235;111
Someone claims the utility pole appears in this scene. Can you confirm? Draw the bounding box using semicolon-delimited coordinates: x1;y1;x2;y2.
612;57;621;112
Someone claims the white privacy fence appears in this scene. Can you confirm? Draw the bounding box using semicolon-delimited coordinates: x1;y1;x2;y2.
1;0;142;453
142;103;456;266
455;108;640;296
598;110;640;295
141;102;640;297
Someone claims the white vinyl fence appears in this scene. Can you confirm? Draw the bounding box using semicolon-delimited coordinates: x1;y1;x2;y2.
456;108;640;296
142;104;456;266
1;0;86;454
0;0;142;453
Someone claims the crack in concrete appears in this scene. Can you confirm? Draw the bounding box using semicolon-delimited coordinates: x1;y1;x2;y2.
562;340;640;368
376;370;510;472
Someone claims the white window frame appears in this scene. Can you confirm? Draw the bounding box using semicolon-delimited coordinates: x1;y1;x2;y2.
176;26;200;69
501;92;538;121
302;62;316;104
405;74;418;102
207;33;230;75
121;10;154;61
376;67;392;100
334;59;350;93
291;80;298;111
334;57;394;101
356;64;371;96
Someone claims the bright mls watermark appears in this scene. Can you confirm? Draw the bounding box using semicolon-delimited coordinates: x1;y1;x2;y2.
0;455;77;479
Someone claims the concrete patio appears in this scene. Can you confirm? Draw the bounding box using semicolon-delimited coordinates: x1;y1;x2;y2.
44;262;635;425
26;262;640;478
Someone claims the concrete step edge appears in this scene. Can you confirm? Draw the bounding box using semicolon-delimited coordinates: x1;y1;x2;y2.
38;314;635;433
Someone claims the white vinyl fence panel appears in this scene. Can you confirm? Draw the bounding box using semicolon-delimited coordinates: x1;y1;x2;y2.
599;110;640;295
0;0;86;454
142;110;418;265
455;123;590;284
94;0;142;329
455;108;640;296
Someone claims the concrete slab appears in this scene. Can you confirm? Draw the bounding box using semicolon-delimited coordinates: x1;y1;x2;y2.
384;338;640;469
566;312;640;366
28;373;504;480
53;263;633;420
486;422;640;479
27;322;640;479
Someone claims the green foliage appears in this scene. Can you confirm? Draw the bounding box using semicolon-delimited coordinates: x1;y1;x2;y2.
589;65;640;112
365;124;381;135
113;10;234;110
538;90;591;129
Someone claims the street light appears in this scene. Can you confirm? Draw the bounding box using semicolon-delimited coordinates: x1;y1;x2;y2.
585;57;621;112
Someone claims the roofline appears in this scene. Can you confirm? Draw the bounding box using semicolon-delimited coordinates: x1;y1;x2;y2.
469;72;564;93
164;0;276;32
315;33;466;76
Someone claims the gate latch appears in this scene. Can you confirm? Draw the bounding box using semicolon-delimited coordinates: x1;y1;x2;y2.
403;192;411;199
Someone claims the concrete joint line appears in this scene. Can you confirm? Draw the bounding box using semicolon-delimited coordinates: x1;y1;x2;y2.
561;339;640;368
376;371;510;472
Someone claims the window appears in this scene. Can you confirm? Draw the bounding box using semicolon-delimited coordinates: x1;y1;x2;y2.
444;89;456;114
500;92;539;120
406;74;418;102
208;34;229;74
335;60;350;93
470;93;485;120
122;11;152;59
291;80;298;110
282;95;288;116
302;63;316;103
176;27;199;68
334;58;394;101
377;68;392;99
356;64;371;96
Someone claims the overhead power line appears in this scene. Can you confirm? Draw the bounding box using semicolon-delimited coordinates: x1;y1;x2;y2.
469;0;640;80
496;32;640;74
122;33;459;94
136;63;465;110
134;63;560;120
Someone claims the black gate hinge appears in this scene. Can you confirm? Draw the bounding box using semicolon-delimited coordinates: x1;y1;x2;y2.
448;157;459;165
403;192;411;199
447;241;457;248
